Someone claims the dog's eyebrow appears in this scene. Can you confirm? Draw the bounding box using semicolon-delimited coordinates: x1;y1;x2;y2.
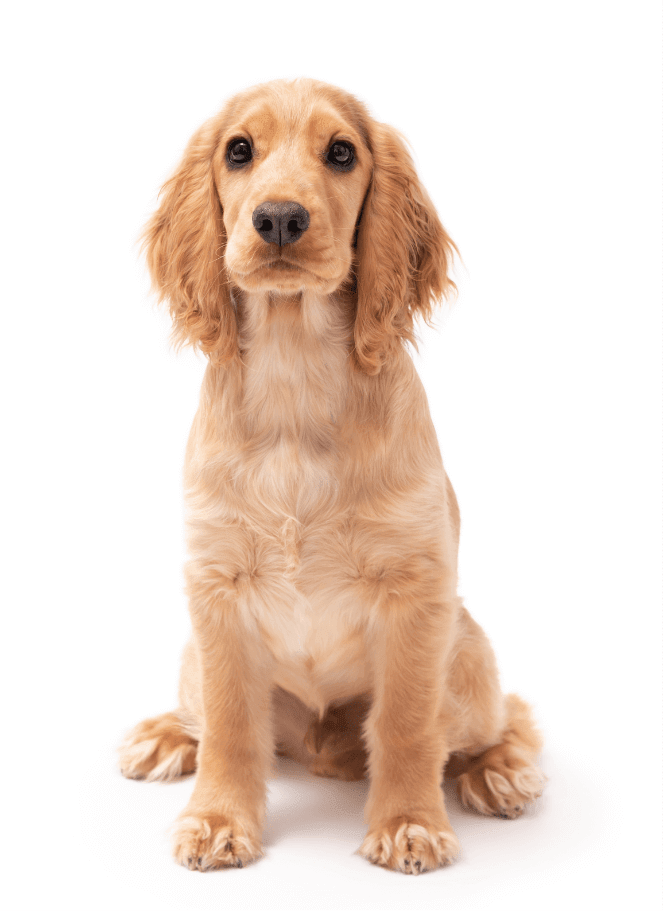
327;104;370;148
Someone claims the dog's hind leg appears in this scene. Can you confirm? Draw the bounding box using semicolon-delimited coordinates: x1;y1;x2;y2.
119;711;198;782
120;638;201;782
455;693;545;818
442;607;544;818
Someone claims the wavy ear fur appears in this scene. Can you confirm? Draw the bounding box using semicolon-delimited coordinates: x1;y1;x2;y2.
354;122;456;375
142;117;237;362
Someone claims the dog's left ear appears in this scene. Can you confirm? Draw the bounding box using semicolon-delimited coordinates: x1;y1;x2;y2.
353;122;456;375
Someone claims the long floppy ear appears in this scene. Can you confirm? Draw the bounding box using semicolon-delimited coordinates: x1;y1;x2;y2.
354;122;456;374
142;116;237;362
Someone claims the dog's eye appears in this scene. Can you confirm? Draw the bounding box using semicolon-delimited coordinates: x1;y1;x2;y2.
227;139;253;167
326;141;355;171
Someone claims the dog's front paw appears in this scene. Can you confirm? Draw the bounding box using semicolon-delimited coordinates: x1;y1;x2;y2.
359;817;460;874
173;814;263;871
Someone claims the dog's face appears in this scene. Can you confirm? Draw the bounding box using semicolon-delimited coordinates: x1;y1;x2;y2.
144;78;456;373
215;83;372;295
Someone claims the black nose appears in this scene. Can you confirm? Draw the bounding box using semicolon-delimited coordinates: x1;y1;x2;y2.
252;201;310;246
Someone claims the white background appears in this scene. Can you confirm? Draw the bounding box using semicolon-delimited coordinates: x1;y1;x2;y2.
2;2;660;909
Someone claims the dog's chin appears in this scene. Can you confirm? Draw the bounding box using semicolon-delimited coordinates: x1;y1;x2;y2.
229;260;347;295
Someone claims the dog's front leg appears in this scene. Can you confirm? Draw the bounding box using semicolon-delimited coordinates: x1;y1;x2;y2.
172;562;273;871
360;583;460;874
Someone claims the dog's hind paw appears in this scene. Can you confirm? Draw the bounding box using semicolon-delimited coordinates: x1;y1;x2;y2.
119;712;198;782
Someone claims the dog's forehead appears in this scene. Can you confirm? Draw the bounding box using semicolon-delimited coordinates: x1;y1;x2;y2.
221;81;369;150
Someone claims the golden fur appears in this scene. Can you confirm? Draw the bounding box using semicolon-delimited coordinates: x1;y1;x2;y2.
120;78;544;874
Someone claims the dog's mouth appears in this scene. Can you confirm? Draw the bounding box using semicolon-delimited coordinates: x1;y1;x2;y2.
234;255;321;281
265;259;305;272
227;243;348;292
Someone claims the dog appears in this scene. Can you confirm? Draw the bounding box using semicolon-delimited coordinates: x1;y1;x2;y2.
119;78;544;875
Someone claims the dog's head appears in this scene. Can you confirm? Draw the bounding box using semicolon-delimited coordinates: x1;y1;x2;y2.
144;78;455;373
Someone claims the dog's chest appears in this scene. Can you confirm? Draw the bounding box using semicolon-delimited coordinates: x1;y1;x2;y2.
231;298;368;708
238;308;347;520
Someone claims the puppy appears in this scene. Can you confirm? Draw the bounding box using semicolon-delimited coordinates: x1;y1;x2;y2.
120;78;544;875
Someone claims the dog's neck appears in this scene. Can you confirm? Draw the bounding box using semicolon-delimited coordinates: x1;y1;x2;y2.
237;290;352;449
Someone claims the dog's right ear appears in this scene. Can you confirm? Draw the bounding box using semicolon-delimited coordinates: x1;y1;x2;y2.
142;116;237;362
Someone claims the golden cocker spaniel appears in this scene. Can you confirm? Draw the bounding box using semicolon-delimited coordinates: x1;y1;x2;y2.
120;78;544;875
